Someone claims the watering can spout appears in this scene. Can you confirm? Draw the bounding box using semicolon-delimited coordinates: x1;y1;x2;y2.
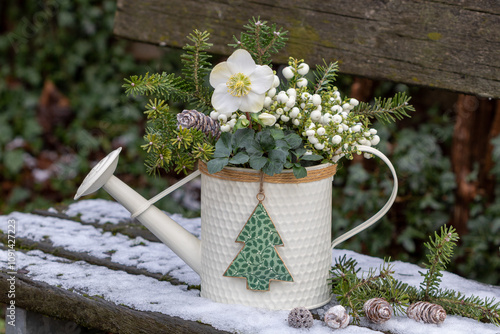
74;147;202;275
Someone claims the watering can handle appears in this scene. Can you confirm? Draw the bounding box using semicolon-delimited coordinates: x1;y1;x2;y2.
331;145;398;249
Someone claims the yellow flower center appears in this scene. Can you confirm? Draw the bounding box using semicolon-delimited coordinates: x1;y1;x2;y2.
227;73;251;97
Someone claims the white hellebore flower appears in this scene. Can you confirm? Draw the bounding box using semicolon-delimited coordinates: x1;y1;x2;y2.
258;112;277;126
210;49;274;116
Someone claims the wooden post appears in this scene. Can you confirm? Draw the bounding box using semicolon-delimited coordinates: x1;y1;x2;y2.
451;96;500;235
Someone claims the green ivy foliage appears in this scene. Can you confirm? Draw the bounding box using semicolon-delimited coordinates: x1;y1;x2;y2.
0;0;188;214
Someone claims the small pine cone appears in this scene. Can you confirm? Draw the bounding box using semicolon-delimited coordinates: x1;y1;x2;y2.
176;109;221;139
407;301;446;324
324;305;350;329
363;298;393;324
288;307;314;329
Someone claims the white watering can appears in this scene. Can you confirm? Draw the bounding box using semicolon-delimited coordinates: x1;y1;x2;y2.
75;146;397;310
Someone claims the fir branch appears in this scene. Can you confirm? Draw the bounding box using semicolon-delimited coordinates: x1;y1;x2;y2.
229;17;288;65
123;72;191;102
351;91;415;124
420;225;459;300
429;290;500;325
181;30;213;111
313;60;339;94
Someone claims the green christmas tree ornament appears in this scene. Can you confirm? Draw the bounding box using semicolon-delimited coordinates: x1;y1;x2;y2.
223;184;294;291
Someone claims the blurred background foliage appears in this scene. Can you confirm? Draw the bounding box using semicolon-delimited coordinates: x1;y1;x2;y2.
0;0;499;285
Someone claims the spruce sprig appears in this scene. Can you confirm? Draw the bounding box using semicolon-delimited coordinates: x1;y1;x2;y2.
230;17;288;65
123;72;190;102
313;60;339;94
181;30;213;112
420;225;460;300
330;225;500;326
351;91;415;124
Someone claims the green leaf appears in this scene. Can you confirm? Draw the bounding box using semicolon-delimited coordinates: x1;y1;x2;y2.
284;133;302;149
256;130;275;152
269;128;285;140
229;152;249;165
249;156;267;170
284;161;294;169
213;132;232;158
246;139;264;155
232;128;254;150
301;154;323;161
269;149;287;164
262;160;284;176
293;165;307;179
206;157;229;173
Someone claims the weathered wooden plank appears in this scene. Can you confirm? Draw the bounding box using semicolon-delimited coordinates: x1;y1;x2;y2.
113;0;500;98
0;272;230;334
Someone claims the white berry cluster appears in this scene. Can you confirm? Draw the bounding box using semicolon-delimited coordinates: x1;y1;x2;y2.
262;58;380;162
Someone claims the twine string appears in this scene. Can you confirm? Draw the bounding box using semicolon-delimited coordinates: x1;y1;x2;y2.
198;161;337;184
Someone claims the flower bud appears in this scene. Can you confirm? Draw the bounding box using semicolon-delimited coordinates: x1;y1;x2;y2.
332;114;342;124
267;87;276;98
312;94;322;106
331;135;342;145
310;109;322;122
349;98;359;106
351;124;361;133
314;142;325;150
297;78;308;87
316;127;326;136
297;63;310;76
289;107;300;118
264;96;272;108
371;135;380;145
306;129;316;136
258;112;277;126
218;114;228;123
286;96;296;108
308;136;319;144
277;91;289;104
273;75;280;88
286;88;297;97
282;66;294;79
293;119;300;126
210;110;220;120
281;115;290;122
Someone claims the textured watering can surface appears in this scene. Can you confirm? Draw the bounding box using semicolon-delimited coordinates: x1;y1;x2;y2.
74;146;397;311
199;164;334;310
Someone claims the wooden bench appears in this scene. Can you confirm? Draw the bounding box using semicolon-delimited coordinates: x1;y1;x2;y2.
113;0;500;235
2;2;500;333
2;199;500;333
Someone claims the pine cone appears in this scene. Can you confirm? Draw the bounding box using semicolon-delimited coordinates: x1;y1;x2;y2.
324;305;350;329
363;298;393;324
407;301;446;324
176;109;221;139
288;307;313;329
